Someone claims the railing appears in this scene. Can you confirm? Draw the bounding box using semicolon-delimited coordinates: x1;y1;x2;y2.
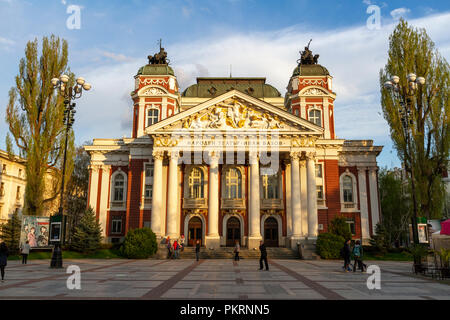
344;203;355;208
261;198;283;209
221;198;245;209
317;199;326;207
183;198;207;208
111;201;125;208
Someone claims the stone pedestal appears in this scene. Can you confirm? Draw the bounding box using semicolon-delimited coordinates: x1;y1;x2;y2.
247;236;262;250
205;235;221;249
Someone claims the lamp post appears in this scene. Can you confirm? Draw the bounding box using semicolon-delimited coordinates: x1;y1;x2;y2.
49;74;91;268
384;73;425;249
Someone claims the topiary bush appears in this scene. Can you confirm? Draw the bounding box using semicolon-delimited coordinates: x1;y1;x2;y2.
316;233;345;259
119;228;157;259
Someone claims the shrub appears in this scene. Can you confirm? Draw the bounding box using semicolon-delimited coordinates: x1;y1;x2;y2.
329;216;352;241
316;233;345;259
70;207;103;253
369;223;389;254
119;228;157;259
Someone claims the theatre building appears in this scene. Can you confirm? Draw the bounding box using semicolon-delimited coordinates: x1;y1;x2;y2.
85;46;383;249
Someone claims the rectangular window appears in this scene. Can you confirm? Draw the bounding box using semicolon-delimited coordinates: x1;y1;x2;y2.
346;219;356;235
315;164;323;178
317;185;324;199
16;186;21;200
145;164;153;178
111;218;122;234
2;164;6;174
144;185;152;199
147;108;159;126
0;182;4;196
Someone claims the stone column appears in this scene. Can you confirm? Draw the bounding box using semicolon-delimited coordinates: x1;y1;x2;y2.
368;166;380;235
166;151;179;238
290;152;302;247
248;152;262;249
357;167;370;243
306;152;318;238
151;150;164;238
206;151;220;249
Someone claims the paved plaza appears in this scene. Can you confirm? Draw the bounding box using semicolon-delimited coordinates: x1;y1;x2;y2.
0;259;448;300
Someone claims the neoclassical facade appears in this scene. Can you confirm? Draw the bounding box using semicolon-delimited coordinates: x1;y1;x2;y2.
85;47;382;248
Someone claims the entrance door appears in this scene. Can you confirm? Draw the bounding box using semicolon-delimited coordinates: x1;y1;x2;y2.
188;217;202;246
264;217;278;247
226;217;241;247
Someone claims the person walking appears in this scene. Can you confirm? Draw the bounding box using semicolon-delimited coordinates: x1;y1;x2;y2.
0;242;8;281
20;241;31;264
173;239;179;259
259;240;269;271
166;236;172;259
342;239;352;272
180;235;185;252
352;240;366;272
195;240;200;262
233;240;240;261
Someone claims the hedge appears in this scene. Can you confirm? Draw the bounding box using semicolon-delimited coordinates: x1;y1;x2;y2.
316;233;345;259
119;228;157;259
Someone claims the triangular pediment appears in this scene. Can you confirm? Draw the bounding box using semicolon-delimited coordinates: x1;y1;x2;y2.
145;90;323;135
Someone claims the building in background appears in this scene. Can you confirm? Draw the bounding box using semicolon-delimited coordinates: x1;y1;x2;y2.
0;150;26;224
85;46;383;248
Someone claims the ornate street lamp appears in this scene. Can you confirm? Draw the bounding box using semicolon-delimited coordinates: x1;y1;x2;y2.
384;73;425;248
49;74;91;268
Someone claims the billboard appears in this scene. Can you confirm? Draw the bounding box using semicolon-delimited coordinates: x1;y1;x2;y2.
20;216;50;248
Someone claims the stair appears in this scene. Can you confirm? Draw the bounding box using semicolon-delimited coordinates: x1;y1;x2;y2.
155;245;300;259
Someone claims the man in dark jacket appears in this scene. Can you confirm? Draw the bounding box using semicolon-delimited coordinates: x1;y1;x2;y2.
195;240;200;262
259;240;269;271
342;239;351;272
0;242;9;281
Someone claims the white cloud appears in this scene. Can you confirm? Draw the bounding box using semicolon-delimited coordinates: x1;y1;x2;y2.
73;12;450;167
390;7;411;20
182;6;192;18
100;51;134;62
0;36;14;46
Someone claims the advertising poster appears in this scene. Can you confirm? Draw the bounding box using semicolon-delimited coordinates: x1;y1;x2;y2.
20;216;50;248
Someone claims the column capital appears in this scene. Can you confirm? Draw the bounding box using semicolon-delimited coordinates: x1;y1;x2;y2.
305;151;316;160
368;165;379;172
152;150;165;160
168;150;180;160
289;151;301;160
357;166;368;174
208;150;221;162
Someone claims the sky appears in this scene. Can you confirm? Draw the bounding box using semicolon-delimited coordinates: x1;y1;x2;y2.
0;0;449;168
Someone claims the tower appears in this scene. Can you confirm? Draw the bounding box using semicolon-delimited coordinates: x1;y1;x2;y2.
131;45;181;138
285;42;336;139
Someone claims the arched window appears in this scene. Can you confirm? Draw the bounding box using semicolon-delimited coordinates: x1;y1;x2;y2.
188;167;204;198
224;168;242;199
309;109;321;127
342;175;353;203
262;173;279;199
147;108;159;126
113;174;125;202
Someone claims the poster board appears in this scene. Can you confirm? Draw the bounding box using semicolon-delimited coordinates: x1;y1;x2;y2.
20;216;50;248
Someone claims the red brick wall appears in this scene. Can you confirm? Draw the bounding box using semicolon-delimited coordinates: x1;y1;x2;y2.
126;159;144;231
320;160;340;233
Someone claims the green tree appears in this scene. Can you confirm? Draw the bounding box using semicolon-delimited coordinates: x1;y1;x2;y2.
329;216;352;241
380;19;450;220
5;35;75;216
316;233;345;259
378;167;411;246
65;143;91;244
369;223;389;254
0;211;22;254
70;207;102;253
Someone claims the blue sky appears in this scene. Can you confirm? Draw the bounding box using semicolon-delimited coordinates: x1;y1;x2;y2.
0;0;449;168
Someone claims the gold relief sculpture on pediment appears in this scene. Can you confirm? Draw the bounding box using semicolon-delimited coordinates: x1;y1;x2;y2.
154;137;178;147
292;136;316;147
181;98;286;130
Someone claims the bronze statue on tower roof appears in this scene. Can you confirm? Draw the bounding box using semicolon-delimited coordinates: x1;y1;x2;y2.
298;39;319;65
147;39;169;65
